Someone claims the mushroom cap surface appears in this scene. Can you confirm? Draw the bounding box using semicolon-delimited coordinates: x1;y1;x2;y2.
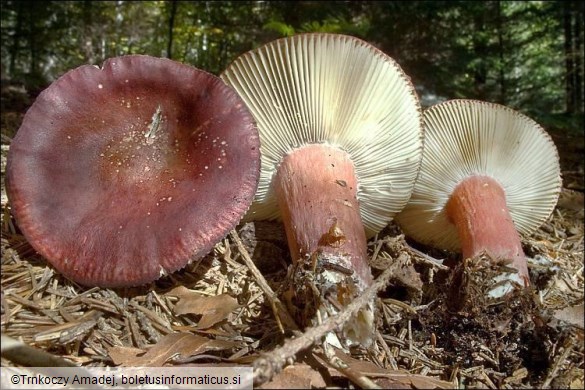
396;99;561;251
6;55;260;287
221;33;423;238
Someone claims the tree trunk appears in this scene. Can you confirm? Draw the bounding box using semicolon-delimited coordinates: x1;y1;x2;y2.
496;0;507;105
27;3;39;77
281;1;301;30
563;1;575;114
9;1;24;77
574;2;584;113
82;0;95;64
472;10;488;100
166;0;178;59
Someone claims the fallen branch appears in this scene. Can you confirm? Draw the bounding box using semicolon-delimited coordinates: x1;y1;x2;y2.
252;252;410;386
1;335;77;367
229;230;299;332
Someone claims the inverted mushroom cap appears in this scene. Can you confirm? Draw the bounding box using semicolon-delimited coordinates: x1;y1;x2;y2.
221;33;423;237
6;55;260;287
396;99;562;251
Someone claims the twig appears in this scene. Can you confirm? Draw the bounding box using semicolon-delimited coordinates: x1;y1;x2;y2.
1;133;13;144
229;230;298;332
321;343;381;389
541;344;573;389
384;298;418;314
404;242;449;271
252;252;409;386
376;331;398;370
1;335;77;367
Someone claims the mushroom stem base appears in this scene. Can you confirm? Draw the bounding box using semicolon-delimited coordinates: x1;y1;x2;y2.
446;175;529;285
275;144;373;346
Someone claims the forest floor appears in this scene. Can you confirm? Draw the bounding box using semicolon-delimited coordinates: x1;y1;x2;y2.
1;84;583;389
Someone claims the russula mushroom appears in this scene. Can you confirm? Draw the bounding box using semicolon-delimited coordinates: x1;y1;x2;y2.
221;33;423;344
6;55;260;287
396;99;561;289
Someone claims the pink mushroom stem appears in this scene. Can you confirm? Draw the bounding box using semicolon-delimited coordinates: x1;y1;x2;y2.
446;175;529;285
274;144;373;290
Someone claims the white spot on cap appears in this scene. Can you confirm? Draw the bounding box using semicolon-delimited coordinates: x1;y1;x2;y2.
98;84;103;89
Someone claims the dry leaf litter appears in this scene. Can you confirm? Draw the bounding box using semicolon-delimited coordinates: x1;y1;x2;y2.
1;99;584;388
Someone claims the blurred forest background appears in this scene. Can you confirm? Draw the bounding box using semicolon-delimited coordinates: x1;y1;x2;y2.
1;0;584;134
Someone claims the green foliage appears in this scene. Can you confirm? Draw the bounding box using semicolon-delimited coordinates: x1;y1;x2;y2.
299;14;370;36
535;112;584;136
0;0;582;132
263;21;296;37
263;8;370;37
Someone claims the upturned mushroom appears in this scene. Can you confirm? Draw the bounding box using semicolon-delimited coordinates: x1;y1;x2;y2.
6;55;260;287
221;33;423;345
396;99;561;289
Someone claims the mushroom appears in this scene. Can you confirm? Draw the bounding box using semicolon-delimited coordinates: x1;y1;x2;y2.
221;33;423;344
396;99;561;288
6;55;260;287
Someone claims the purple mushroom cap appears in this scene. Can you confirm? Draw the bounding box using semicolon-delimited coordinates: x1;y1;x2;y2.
6;55;260;287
